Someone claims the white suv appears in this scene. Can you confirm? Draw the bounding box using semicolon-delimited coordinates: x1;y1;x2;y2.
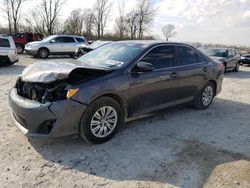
25;35;88;58
0;36;19;66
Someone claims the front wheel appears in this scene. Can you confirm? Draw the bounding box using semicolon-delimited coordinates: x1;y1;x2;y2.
79;97;123;144
38;48;49;58
194;82;215;110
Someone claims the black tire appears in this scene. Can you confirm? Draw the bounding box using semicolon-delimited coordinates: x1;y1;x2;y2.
16;44;24;54
38;48;49;58
79;97;124;144
194;82;215;110
233;62;239;72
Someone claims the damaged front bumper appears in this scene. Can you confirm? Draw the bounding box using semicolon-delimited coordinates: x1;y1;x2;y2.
9;88;87;138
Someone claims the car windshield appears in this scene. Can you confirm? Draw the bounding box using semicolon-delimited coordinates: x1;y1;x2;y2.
206;49;228;57
77;42;146;69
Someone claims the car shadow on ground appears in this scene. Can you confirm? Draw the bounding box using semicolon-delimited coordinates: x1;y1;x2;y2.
0;64;26;76
28;98;250;188
28;55;75;60
224;67;250;79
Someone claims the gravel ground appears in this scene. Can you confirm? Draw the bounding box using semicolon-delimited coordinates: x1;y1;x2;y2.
0;55;250;188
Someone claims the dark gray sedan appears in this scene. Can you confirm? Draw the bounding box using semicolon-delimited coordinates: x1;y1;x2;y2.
9;41;224;144
205;48;240;72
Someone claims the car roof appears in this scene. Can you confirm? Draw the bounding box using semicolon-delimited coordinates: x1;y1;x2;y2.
0;36;12;40
50;35;85;38
115;40;195;48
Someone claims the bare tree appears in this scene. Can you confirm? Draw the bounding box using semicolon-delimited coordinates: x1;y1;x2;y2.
92;0;112;39
64;8;84;35
136;0;155;39
9;0;24;34
114;0;127;39
162;24;176;41
1;0;13;34
126;10;139;40
39;0;66;35
1;0;24;34
83;9;94;40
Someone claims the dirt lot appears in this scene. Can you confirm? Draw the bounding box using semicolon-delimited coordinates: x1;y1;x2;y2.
0;55;250;188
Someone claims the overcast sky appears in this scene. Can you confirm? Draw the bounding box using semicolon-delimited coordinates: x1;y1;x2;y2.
0;0;250;46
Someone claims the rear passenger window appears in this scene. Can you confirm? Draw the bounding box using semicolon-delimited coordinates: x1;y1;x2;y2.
0;38;10;48
141;46;174;69
176;46;204;66
76;38;85;43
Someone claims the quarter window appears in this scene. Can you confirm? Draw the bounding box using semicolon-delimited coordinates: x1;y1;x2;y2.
141;46;174;69
0;38;10;48
76;38;85;43
176;46;201;66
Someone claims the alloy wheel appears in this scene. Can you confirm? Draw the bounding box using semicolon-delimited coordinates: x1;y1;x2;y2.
17;46;23;53
202;86;214;106
90;106;118;138
39;50;48;58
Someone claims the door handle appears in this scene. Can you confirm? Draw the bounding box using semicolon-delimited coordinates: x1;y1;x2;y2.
170;72;177;78
203;67;208;72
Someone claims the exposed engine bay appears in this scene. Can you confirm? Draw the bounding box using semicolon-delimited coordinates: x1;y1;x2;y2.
16;64;111;104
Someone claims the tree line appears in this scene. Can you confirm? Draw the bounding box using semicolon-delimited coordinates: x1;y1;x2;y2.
0;0;174;41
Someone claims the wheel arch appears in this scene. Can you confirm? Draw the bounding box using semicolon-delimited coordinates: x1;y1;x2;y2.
38;47;50;53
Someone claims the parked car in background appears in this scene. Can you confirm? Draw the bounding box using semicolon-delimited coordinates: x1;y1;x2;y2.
240;53;250;65
0;34;9;37
25;35;88;58
12;32;43;54
205;48;240;72
9;41;224;144
76;40;112;57
0;36;18;66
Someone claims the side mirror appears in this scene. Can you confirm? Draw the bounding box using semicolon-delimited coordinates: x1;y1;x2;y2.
50;39;55;43
136;62;154;72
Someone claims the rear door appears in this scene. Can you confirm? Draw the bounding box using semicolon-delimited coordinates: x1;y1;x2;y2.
174;45;209;103
128;45;179;116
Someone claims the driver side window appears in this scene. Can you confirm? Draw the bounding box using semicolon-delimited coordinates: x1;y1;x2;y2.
141;46;174;69
52;37;63;43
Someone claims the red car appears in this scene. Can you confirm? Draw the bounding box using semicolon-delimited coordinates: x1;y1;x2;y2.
12;32;43;54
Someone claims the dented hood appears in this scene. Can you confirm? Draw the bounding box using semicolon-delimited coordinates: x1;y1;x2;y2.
20;61;108;83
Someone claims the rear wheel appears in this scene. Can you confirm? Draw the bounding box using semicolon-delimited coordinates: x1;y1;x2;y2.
38;48;49;58
16;44;24;54
79;97;123;144
194;82;215;110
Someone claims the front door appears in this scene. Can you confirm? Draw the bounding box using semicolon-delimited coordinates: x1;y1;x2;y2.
128;45;179;116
